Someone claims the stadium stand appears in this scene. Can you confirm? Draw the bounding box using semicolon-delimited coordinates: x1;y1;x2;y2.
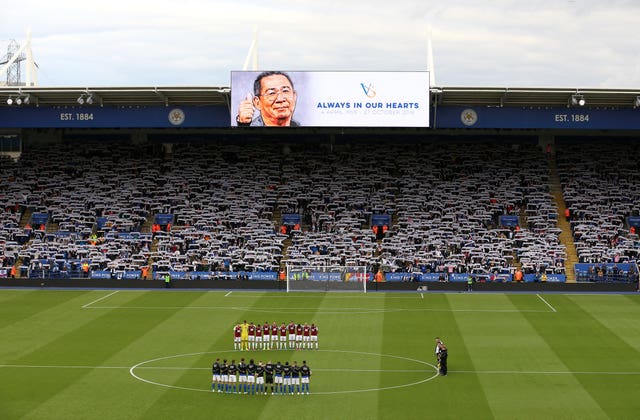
0;136;638;285
556;140;640;283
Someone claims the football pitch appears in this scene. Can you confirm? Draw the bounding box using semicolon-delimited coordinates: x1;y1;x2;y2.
1;289;639;420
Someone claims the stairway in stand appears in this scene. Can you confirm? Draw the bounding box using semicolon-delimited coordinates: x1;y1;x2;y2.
11;209;33;278
548;157;578;283
19;208;33;228
271;207;290;270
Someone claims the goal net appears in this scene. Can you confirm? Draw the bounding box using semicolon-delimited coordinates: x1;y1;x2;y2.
286;265;369;293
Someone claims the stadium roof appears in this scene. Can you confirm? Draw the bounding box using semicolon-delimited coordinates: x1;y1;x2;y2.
0;86;230;107
433;87;640;109
0;85;639;109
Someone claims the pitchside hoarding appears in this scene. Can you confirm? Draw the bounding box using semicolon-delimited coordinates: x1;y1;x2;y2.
230;71;430;127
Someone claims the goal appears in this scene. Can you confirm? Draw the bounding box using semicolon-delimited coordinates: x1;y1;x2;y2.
285;265;369;293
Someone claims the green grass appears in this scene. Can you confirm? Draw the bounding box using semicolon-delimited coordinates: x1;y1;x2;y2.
1;289;639;420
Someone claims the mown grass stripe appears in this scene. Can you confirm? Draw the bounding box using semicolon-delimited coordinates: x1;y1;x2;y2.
453;293;593;419
4;290;207;420
513;294;640;419
0;290;86;330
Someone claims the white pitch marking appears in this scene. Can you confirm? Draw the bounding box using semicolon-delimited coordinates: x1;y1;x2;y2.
224;291;232;297
312;368;433;373
3;364;638;376
0;365;432;374
82;305;550;314
129;349;440;395
537;294;557;312
451;370;640;375
82;290;119;308
0;364;129;369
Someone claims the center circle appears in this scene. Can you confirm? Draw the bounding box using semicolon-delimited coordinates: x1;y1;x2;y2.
129;349;439;395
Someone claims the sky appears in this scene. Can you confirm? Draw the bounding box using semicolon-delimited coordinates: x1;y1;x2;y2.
1;0;639;89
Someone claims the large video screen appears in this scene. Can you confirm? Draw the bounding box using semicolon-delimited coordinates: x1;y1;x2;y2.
230;71;430;127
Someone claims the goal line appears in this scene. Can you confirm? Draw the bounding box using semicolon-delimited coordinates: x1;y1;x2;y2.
285;265;369;293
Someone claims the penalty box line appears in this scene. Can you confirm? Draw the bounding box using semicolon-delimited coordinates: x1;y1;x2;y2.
82;290;119;308
536;294;557;312
79;290;556;313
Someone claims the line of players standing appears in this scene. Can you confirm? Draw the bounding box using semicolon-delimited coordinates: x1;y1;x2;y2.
212;358;311;395
234;321;319;351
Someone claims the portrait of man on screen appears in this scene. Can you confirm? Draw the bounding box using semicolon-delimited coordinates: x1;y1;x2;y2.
235;71;299;127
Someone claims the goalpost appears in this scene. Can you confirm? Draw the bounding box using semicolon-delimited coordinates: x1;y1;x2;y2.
285;264;369;293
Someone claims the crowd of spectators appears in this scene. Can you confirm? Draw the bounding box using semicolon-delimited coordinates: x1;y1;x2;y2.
0;137;636;283
557;141;640;266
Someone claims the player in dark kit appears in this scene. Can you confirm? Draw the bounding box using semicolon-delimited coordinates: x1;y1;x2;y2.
247;359;257;394
255;361;266;394
210;356;310;396
227;359;238;393
300;360;311;394
282;361;292;394
291;361;301;394
237;358;248;394
212;358;221;392
264;360;275;394
274;361;284;394
220;359;229;393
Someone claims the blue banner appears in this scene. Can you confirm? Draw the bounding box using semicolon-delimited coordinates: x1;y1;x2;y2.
4;103;640;130
90;271;111;279
420;273;443;281
371;214;391;226
0;105;229;128
154;214;174;225
84;269;567;283
546;274;566;282
308;272;342;281
523;273;566;283
150;271;278;280
249;272;278;280
282;214;301;225
435;106;640;130
627;217;640;228
574;263;632;274
31;213;49;226
500;215;519;227
385;272;421;282
91;270;142;279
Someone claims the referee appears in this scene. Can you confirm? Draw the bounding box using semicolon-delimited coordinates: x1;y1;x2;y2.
265;360;275;394
435;337;448;376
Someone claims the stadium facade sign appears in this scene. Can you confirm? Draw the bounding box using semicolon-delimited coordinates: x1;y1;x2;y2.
436;106;640;130
0;105;229;128
1;104;639;130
